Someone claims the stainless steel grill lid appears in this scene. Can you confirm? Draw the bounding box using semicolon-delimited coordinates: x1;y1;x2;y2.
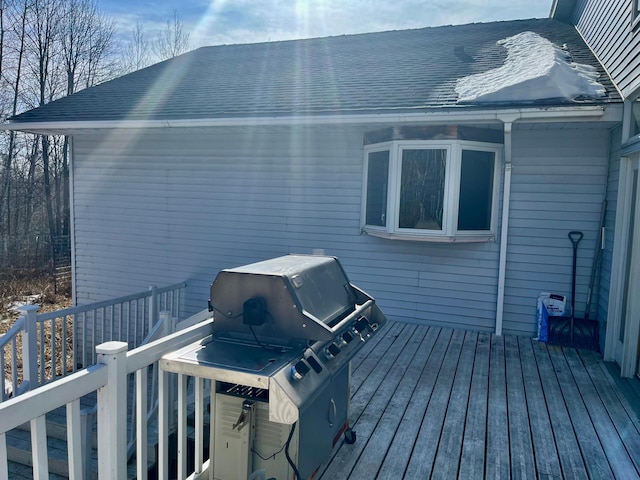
208;254;383;345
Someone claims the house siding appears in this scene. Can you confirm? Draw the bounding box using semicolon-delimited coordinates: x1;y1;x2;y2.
71;123;610;338
503;126;610;335
598;125;622;345
572;0;640;97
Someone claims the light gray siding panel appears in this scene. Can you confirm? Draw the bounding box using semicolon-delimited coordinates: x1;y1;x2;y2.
500;127;610;336
71;124;611;338
597;125;622;343
573;0;640;96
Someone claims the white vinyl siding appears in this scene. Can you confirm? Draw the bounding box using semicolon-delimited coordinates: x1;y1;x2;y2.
71;123;611;336
502;126;610;335
598;125;622;340
572;0;640;97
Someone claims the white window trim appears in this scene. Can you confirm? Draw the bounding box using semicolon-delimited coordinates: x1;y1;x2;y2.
361;139;502;243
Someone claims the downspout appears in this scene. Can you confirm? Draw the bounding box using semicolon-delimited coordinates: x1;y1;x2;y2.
69;137;77;305
495;120;514;336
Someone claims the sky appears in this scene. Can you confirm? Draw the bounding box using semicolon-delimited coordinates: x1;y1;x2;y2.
102;0;555;49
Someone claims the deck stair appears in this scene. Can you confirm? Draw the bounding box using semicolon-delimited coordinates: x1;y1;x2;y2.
5;395;97;479
5;379;211;479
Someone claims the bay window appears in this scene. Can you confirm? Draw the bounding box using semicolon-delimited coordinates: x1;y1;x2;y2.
362;139;501;242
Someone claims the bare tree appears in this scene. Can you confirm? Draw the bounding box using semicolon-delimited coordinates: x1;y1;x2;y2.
0;0;143;267
21;0;61;255
1;0;29;237
121;20;150;73
59;0;115;237
152;9;190;62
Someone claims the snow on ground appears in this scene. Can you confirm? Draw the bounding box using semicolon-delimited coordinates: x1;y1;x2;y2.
6;294;43;312
455;31;606;103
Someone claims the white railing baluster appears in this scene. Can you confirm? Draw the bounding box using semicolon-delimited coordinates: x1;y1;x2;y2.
38;321;45;384
109;305;114;342
101;307;106;345
96;341;128;480
149;286;157;334
11;337;18;392
63;315;69;376
158;368;169;480
178;373;188;480
0;350;5;402
194;376;204;474
0;432;7;478
136;366;149;480
92;310;97;366
80;311;86;370
67;399;83;480
31;415;49;479
134;298;140;345
51;317;57;381
80;407;95;479
118;303;123;342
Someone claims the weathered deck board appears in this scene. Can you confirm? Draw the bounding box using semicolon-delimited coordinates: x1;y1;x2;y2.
531;341;587;479
518;336;563;479
320;323;420;478
578;348;640;473
7;321;640;479
563;348;639;478
547;344;614;478
319;322;640;480
485;333;509;479
375;327;451;479
504;334;536;479
431;330;477;478
459;331;490;479
403;328;465;477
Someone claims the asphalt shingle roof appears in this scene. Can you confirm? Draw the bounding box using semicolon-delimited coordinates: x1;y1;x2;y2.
9;18;620;124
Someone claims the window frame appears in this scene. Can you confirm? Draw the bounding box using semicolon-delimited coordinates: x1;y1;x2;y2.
361;139;502;243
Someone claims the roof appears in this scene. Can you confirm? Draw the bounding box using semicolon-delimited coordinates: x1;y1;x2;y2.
8;18;620;125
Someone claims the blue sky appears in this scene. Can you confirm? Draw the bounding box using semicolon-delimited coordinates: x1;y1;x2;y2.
103;0;555;48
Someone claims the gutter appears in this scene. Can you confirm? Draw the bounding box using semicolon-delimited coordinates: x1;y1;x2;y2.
3;105;620;134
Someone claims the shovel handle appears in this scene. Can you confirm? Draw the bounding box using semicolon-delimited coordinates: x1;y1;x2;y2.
568;231;583;247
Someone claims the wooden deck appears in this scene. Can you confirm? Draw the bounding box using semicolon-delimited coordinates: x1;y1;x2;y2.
5;320;640;479
318;321;640;479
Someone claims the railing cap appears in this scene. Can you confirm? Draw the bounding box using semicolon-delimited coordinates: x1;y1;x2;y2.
96;341;129;355
16;304;40;315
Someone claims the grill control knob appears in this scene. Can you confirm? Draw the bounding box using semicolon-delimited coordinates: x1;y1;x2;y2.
324;343;341;360
354;317;370;334
342;331;354;343
290;360;310;381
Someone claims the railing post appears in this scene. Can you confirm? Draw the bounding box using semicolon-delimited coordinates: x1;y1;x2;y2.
148;286;157;334
96;341;128;480
159;310;172;337
17;305;40;391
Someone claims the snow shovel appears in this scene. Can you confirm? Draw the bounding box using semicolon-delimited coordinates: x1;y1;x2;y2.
567;231;583;345
549;230;600;350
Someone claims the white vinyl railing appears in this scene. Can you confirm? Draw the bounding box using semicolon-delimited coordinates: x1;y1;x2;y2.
0;282;186;401
0;315;214;480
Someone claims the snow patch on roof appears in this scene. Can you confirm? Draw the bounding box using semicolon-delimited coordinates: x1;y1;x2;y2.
455;31;606;103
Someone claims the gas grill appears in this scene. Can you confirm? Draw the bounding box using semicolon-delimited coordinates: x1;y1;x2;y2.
160;254;386;480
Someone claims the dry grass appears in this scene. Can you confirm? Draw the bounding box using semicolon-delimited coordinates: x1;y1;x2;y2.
1;269;73;387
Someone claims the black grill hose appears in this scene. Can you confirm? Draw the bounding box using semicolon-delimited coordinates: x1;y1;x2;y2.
285;422;303;480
